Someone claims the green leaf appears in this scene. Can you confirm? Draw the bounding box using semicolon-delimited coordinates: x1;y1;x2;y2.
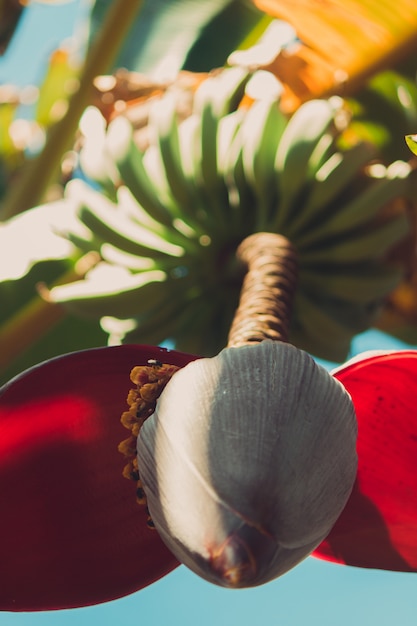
35;47;81;128
406;133;417;156
89;0;264;76
0;200;107;380
349;72;417;162
0;314;107;387
0;199;77;285
183;0;265;71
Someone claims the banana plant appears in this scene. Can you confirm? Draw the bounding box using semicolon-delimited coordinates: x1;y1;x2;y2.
2;6;417;610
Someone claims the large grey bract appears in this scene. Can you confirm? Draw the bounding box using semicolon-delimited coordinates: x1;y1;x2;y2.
137;341;357;587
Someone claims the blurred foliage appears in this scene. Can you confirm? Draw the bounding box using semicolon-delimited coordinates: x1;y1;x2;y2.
252;0;417;111
347;72;417;163
0;313;107;386
1;0;145;218
89;0;266;77
0;197;107;380
0;45;80;208
2;0;417;382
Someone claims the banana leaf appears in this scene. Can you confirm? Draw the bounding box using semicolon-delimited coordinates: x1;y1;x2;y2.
0;201;107;382
88;0;265;77
251;0;417;111
346;71;417;162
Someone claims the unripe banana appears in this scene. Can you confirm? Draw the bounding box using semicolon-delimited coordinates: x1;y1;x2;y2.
273;98;343;229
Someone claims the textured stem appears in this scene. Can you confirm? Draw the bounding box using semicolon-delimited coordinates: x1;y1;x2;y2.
227;232;298;347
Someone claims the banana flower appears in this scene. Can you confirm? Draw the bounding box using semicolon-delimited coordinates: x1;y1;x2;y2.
1;343;417;612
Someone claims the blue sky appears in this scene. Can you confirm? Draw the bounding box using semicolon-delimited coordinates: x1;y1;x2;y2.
0;0;88;87
2;3;417;624
4;555;417;626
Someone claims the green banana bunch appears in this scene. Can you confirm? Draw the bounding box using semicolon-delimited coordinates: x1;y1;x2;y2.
49;66;415;361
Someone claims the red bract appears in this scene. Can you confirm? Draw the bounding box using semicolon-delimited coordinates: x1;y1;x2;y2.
314;350;417;572
0;345;196;611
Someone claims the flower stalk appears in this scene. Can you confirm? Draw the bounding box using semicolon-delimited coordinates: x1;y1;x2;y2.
227;232;298;347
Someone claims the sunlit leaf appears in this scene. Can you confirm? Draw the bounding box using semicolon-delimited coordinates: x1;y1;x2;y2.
251;0;417;111
35;46;81;127
0;201;105;379
0;88;19;160
0;199;77;282
405;133;417;156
